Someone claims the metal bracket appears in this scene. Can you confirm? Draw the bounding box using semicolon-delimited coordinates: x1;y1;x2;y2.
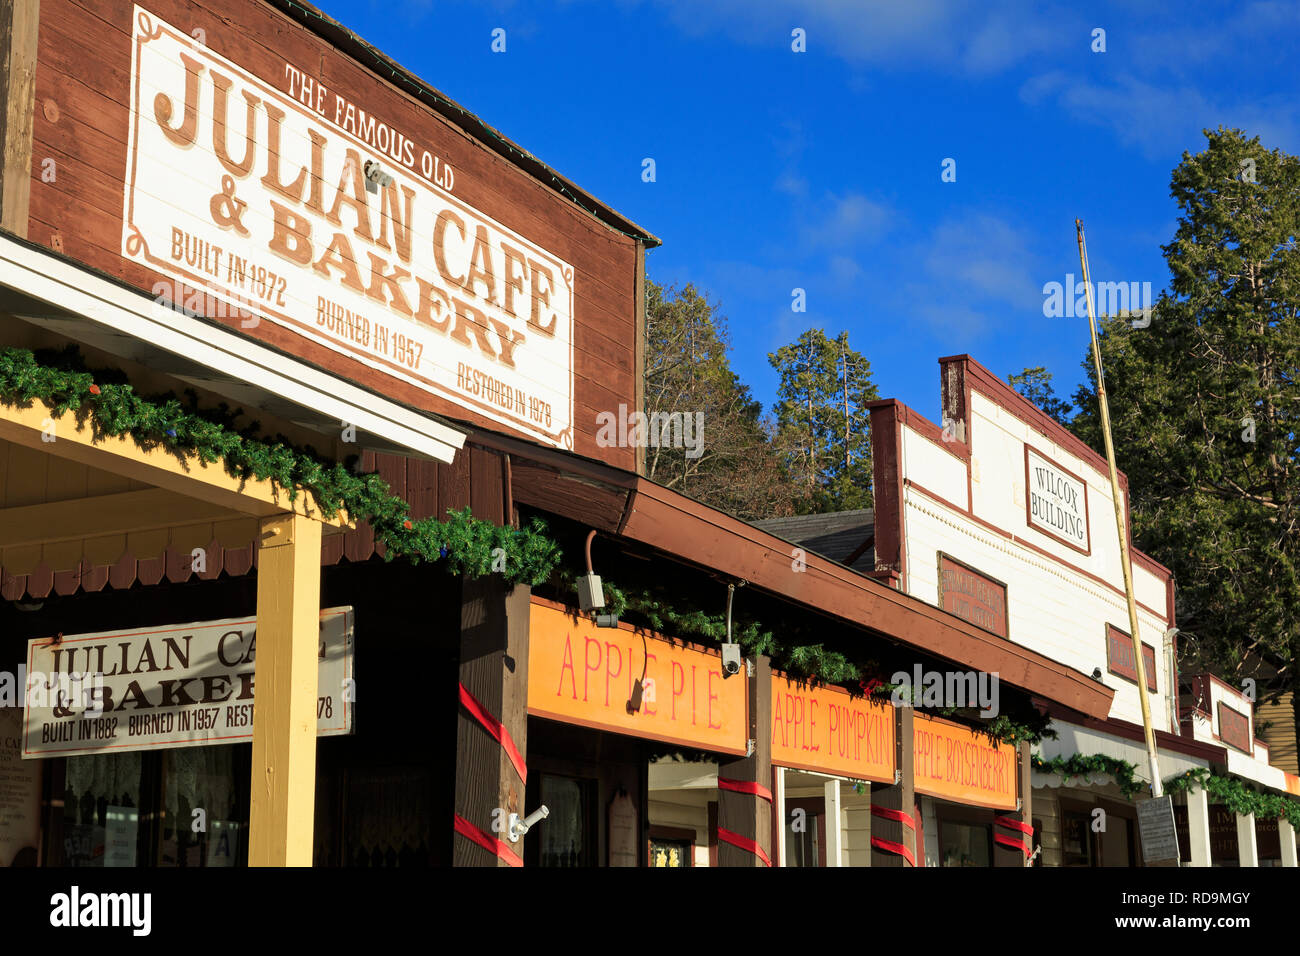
894;770;901;785
746;738;755;758
746;658;754;678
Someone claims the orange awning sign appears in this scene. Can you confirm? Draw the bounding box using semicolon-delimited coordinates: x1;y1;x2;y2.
528;602;748;754
913;713;1017;810
769;675;895;782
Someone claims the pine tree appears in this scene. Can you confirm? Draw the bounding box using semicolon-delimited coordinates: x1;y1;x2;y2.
642;280;800;518
1008;366;1074;425
769;329;879;513
1070;128;1300;738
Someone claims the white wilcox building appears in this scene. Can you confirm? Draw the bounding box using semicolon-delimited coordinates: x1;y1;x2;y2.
849;354;1299;866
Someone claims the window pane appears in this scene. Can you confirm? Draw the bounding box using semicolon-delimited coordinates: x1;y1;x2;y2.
539;776;587;867
61;751;146;867
940;821;991;867
159;746;242;867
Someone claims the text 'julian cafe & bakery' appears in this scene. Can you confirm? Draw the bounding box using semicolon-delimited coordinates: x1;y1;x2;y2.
0;0;1286;871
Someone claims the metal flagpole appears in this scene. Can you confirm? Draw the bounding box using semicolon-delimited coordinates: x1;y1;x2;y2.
1075;219;1164;798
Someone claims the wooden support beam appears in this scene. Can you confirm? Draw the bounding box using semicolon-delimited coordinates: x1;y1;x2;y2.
717;655;772;867
0;398;351;527
994;741;1033;866
871;705;916;867
248;512;322;867
454;576;531;866
0;0;38;237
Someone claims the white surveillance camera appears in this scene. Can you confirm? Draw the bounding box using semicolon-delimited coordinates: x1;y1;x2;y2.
721;643;743;678
508;805;549;843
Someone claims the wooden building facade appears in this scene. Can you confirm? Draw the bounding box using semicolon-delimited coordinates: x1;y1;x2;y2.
0;0;1118;869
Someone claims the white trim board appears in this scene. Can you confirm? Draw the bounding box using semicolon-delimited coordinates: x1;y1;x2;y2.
0;235;466;463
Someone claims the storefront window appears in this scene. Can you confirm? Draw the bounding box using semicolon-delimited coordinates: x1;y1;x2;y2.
539;774;596;867
649;839;691;867
1061;800;1136;866
342;766;434;866
49;744;253;867
940;820;991;866
160;747;244;867
60;751;145;867
1061;810;1094;866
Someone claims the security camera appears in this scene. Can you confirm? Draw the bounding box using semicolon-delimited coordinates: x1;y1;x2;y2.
1091;667;1103;680
508;805;549;843
363;160;394;192
721;642;743;678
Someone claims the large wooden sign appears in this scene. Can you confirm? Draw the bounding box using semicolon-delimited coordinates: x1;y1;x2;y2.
769;675;895;782
1106;624;1157;693
527;601;748;754
1025;446;1090;554
912;713;1017;810
31;0;640;466
124;7;573;447
1216;702;1252;754
938;554;1008;638
22;608;354;758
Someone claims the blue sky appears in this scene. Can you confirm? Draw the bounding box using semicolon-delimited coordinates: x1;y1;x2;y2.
316;0;1299;424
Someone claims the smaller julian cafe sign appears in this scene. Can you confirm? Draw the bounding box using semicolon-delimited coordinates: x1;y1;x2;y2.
21;609;354;758
124;7;574;447
1025;446;1090;553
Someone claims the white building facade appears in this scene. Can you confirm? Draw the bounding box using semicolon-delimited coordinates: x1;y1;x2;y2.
867;354;1300;867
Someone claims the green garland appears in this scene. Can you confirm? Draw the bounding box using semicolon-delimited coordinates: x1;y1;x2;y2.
0;346;560;585
1033;754;1300;826
1164;768;1300;829
1031;752;1145;799
556;571;1054;746
578;572;861;683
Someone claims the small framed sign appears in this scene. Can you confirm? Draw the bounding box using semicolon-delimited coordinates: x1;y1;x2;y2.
1217;702;1252;754
937;553;1009;638
1137;796;1180;866
1106;624;1157;693
1024;446;1091;554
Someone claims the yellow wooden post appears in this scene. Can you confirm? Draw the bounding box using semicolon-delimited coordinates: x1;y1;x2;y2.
249;512;323;867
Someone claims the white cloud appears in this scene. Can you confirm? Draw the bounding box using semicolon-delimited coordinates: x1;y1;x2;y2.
1020;72;1300;159
637;0;1076;73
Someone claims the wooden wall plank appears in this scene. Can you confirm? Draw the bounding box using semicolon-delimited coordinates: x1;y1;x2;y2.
468;445;503;526
0;0;40;236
